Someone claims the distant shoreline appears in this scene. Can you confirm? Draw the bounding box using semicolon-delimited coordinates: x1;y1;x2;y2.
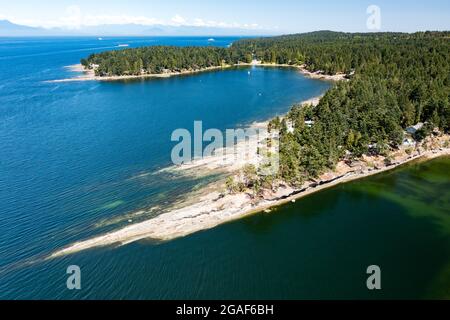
48;62;348;83
49;64;233;83
239;62;348;81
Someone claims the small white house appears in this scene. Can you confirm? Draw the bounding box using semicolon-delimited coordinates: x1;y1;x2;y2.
305;120;315;128
286;120;295;133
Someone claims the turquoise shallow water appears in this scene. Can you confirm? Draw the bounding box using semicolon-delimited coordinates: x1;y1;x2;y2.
0;37;448;300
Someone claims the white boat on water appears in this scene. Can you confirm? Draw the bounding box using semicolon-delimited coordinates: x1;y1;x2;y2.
117;44;129;47
208;38;215;42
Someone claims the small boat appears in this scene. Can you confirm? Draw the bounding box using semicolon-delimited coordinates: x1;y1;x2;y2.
117;44;129;47
98;37;103;41
208;38;215;42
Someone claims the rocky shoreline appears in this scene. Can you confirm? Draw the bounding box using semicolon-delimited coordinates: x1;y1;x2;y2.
46;61;448;260
48;62;348;83
48;64;233;83
48;118;449;259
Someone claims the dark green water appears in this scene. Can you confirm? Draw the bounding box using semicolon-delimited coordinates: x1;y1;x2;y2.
3;157;449;299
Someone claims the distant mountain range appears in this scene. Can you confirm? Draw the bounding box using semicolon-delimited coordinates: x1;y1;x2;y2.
0;20;50;36
0;20;275;37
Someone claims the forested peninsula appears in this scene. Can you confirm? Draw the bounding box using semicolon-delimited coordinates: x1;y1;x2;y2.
48;31;450;257
80;31;450;190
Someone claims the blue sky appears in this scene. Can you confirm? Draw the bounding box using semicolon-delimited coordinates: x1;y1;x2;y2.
0;0;449;33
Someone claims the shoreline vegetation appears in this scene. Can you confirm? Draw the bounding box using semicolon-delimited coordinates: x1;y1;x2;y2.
49;31;450;258
51;61;347;83
50;125;449;258
48;92;450;259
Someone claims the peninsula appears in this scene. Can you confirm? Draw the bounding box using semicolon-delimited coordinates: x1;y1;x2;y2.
50;31;450;258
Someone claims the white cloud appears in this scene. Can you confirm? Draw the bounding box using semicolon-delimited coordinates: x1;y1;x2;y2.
10;6;164;29
56;5;165;29
63;5;83;29
190;18;261;30
81;14;162;26
170;15;261;30
5;6;265;31
192;18;205;27
171;14;186;25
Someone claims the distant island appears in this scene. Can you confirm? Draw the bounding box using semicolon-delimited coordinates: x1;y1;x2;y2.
50;31;450;257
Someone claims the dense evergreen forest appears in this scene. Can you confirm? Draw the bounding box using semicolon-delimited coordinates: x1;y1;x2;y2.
82;31;450;188
81;46;245;76
245;31;450;187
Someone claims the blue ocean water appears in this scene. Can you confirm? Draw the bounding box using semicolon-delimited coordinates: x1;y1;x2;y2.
0;37;332;298
1;37;449;300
